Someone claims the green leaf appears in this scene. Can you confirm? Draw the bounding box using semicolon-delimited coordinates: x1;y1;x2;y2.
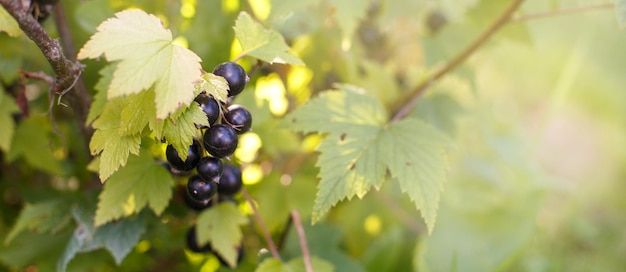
382;118;450;232
234;12;304;65
282;223;364;271
119;90;155;136
0;231;71;271
616;0;626;27
256;257;335;272
196;202;249;268
194;72;230;103
286;87;388;134
78;9;202;119
94;149;174;225
86;64;115;125
7;118;63;175
0;5;21;37
90;98;141;181
58;207;146;272
0;90;19;152
256;258;283;272
4;200;72;245
286;87;450;232
288;257;335;272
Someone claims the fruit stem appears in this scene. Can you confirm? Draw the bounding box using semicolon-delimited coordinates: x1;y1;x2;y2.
242;188;282;261
389;0;525;123
291;210;314;272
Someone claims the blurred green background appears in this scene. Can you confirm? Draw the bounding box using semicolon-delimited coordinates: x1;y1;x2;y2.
1;0;626;271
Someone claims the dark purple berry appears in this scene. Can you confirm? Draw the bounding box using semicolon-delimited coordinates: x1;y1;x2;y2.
203;124;238;158
187;175;217;203
184;192;211;211
185;193;237;211
195;93;221;127
218;164;243;195
186;226;211;253
213;62;248;97
223;105;252;134
197;156;223;182
166;141;201;171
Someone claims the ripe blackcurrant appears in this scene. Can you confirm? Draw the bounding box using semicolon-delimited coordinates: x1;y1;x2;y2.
197;156;223;182
166;141;201;171
223;105;252;134
218;164;243;195
213;62;248;97
195;93;220;127
203;124;238;158
184;192;211;211
186;226;211;253
187;175;217;203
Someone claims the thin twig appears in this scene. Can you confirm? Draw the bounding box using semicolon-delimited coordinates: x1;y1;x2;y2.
51;1;93;138
242;187;282;261
389;0;525;122
510;3;613;23
290;210;313;272
0;0;83;96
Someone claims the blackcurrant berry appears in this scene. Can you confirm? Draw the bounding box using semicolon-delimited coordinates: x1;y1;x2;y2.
203;124;238;158
187;175;217;203
166;141;201;171
184;191;210;211
195;93;220;127
197;156;223;182
185;193;237;211
213;62;247;97
223;105;252;134
186;226;211;253
218;164;243;195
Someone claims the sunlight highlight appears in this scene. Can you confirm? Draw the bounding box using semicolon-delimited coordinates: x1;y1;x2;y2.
364;214;382;236
242;164;263;185
248;0;271;21
255;73;288;116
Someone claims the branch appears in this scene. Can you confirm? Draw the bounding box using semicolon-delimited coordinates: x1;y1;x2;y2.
290;210;313;272
51;1;93;137
389;0;525;122
242;188;282;261
510;3;613;23
0;0;92;135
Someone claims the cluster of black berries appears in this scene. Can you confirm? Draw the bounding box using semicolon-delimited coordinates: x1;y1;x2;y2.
164;62;251;266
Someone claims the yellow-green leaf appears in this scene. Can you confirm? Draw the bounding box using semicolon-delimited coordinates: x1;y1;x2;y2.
196;203;248;268
90;98;141;181
0;5;21;37
94;149;174;226
234;12;303;65
194;73;229;103
78;9;202;119
0;90;19;152
285;86;450;232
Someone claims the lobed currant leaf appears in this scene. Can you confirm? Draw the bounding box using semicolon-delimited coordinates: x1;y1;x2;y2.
196;203;248;268
78;9;202;119
233;12;303;65
94;149;174;225
286;86;450;232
